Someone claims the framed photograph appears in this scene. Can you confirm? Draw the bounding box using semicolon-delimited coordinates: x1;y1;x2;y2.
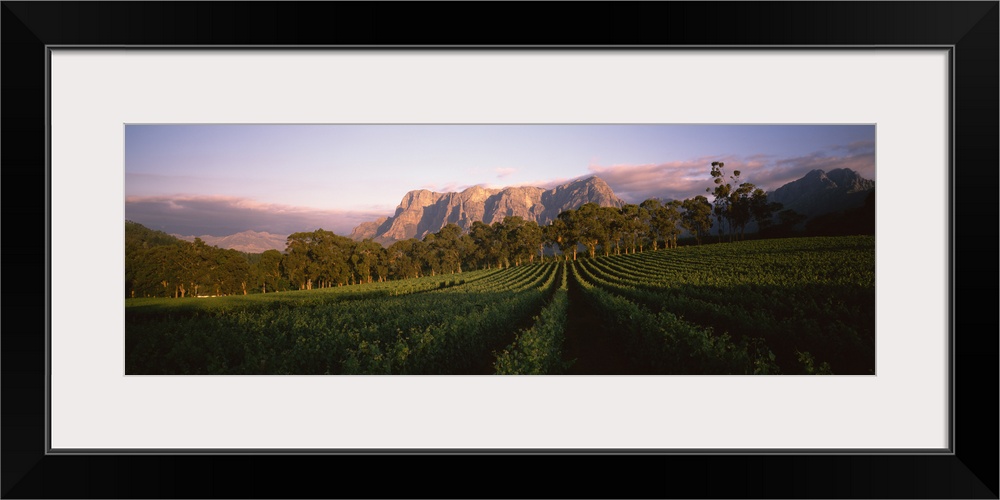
4;2;996;498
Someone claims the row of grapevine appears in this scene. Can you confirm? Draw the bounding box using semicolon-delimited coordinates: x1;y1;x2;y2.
569;236;875;374
126;262;561;374
493;262;573;375
342;262;562;374
124;267;502;320
570;260;779;374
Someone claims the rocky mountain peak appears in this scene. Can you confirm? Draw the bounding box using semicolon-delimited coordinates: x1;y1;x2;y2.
397;189;442;211
768;168;874;218
352;176;625;246
825;168;875;193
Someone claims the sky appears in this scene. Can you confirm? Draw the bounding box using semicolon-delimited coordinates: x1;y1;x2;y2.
125;124;876;237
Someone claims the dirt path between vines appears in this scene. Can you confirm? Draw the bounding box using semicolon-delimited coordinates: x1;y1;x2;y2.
562;265;640;375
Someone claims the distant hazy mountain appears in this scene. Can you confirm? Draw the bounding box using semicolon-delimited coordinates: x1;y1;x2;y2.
348;216;389;242
768;168;875;218
351;176;625;246
173;230;288;254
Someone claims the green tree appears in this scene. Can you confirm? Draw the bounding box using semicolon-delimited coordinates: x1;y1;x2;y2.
707;161;739;242
749;188;783;236
457;233;479;271
681;195;714;245
352;239;385;283
659;200;683;249
618;204;643;254
420;232;441;276
510;219;543;265
131;244;185;297
125;221;185;297
543;218;566;261
430;224;463;274
216;248;251;295
554;211;582;261
708;161;766;242
320;231;354;286
639;199;663;250
573;203;607;259
410;238;436;277
728;182;758;241
491;216;527;268
771;208;807;237
469;221;499;269
388;239;422;279
283;230;353;288
600;205;625;255
373;244;390;282
284;233;313;289
179;238;213;297
302;230;330;287
253;249;283;293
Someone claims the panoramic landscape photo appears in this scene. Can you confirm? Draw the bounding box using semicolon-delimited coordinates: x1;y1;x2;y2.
124;124;875;375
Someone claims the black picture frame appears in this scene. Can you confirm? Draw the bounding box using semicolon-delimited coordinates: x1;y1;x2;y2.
3;2;997;498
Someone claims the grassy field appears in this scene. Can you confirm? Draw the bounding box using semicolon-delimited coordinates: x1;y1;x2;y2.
126;236;875;375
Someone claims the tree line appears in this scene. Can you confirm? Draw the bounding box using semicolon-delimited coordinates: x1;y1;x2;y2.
126;164;802;298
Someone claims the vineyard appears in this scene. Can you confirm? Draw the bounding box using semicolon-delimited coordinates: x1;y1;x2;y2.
125;236;875;375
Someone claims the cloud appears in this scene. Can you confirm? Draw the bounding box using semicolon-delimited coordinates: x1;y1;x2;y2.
418;182;475;193
509;176;575;190
761;148;876;190
578;145;875;203
833;140;876;155
587;156;734;203
125;195;387;237
495;167;517;179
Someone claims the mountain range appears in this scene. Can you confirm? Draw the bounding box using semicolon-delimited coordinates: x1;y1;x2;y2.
767;168;875;218
165;169;874;252
349;176;625;246
172;230;288;254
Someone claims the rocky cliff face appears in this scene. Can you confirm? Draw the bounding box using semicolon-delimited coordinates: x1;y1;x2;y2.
353;176;625;245
768;168;875;218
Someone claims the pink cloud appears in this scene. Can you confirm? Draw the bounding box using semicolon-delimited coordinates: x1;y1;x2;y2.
513;176;575;190
581;145;874;204
587;157;730;203
495;167;518;179
125;195;387;237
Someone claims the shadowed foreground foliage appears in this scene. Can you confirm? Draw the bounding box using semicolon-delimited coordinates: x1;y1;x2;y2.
126;236;874;375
